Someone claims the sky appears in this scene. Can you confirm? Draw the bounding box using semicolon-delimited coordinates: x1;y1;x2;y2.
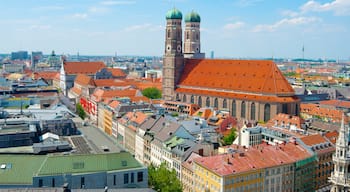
0;0;349;60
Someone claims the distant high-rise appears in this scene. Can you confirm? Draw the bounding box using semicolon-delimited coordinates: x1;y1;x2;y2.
31;51;43;69
210;51;214;59
11;51;28;60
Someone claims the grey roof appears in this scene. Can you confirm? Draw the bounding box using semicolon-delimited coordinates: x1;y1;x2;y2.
153;119;181;142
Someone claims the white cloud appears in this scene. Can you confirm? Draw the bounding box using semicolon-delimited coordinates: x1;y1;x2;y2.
89;6;110;14
223;22;245;30
29;25;51;30
100;0;136;5
253;17;321;32
281;10;300;17
72;13;88;19
235;0;263;7
301;0;350;16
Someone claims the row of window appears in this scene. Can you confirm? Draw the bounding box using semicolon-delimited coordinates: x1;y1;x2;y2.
179;94;273;121
123;172;144;184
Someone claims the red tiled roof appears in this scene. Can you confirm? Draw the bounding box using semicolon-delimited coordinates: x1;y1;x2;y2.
179;59;294;96
176;87;299;103
300;103;345;122
267;113;305;129
194;142;311;176
94;79;130;87
324;131;338;144
108;100;120;109
300;134;327;146
92;88;138;102
33;71;58;80
71;87;82;96
320;100;350;109
64;61;106;74
107;68;126;77
75;74;95;86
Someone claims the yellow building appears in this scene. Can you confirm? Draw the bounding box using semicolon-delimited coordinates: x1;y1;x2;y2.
103;106;113;135
192;143;313;192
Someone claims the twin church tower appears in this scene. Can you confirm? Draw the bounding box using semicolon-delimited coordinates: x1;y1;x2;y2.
163;8;205;101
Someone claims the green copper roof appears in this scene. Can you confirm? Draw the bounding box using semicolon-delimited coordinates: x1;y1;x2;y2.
185;11;201;22
166;8;182;20
0;155;46;184
0;152;143;185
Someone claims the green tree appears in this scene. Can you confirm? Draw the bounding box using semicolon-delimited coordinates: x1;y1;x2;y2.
148;163;182;192
76;103;86;120
142;87;162;99
222;128;237;146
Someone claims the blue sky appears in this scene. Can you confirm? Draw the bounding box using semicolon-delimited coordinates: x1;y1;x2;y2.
0;0;349;59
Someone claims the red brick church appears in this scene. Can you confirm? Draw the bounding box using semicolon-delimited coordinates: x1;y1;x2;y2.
162;8;300;122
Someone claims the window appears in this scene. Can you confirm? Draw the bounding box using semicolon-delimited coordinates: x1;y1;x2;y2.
81;177;85;188
183;95;187;102
138;172;144;182
124;173;129;184
186;31;189;40
214;98;218;108
264;103;271;122
52;178;55;187
176;94;180;101
241;101;246;118
232;100;236;117
198;96;202;107
223;99;227;108
38;179;43;187
282;103;288;114
114;175;116;185
167;30;170;38
131;172;134;183
206;97;210;107
251;103;256;120
191;95;194;103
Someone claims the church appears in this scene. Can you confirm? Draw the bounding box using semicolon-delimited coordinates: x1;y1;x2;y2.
162;8;300;122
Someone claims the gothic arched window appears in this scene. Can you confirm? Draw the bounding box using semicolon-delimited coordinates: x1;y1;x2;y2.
264;103;271;122
241;101;246;118
214;98;218;109
232;100;236;117
251;103;256;120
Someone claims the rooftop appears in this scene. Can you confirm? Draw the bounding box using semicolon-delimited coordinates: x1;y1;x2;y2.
194;142;311;176
0;152;143;185
179;59;295;96
63;61;106;75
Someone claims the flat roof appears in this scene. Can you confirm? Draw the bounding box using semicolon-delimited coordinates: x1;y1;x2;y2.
0;152;144;185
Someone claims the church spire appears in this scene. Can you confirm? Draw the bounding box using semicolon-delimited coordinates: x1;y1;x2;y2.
330;113;350;191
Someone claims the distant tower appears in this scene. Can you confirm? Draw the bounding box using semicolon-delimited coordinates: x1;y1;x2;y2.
329;114;350;191
183;11;205;59
162;8;184;101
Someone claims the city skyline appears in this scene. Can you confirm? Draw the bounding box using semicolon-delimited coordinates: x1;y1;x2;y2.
0;0;349;59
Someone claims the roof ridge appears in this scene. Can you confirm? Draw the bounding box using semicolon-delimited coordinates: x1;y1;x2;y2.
36;156;48;176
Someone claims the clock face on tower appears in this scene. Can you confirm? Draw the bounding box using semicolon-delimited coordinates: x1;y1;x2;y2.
166;45;171;52
177;45;182;53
